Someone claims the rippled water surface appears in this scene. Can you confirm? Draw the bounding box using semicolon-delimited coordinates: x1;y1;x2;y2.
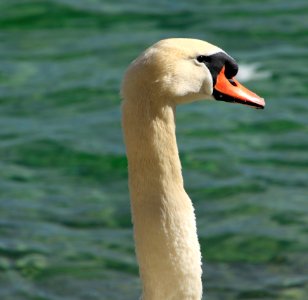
0;0;308;299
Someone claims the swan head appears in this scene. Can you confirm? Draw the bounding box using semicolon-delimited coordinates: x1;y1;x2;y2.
122;38;265;109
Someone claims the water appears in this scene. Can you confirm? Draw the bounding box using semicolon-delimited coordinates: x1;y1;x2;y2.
0;0;307;299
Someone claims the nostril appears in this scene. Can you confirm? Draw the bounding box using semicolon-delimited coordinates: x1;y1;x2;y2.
228;79;237;86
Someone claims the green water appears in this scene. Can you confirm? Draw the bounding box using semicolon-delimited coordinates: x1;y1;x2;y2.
0;0;307;299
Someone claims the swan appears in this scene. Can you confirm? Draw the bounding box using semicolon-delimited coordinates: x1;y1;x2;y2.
121;38;265;300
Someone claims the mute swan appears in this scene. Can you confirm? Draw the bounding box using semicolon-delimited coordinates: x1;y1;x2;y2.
121;38;265;300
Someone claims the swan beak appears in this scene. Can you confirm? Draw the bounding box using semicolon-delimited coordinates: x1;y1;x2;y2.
213;67;265;109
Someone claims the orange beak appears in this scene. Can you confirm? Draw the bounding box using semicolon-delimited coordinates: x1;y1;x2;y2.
213;67;265;109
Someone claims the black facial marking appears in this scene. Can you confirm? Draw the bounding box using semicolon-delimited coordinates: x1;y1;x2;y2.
197;52;238;85
198;52;263;109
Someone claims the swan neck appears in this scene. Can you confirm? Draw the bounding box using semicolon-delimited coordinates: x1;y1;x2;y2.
122;96;202;299
123;100;183;195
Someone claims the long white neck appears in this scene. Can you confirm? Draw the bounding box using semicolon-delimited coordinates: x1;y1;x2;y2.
122;94;202;299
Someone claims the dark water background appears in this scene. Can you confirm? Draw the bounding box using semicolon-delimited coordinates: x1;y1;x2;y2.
0;0;307;299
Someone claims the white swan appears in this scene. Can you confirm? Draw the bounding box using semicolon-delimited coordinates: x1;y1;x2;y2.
121;38;265;300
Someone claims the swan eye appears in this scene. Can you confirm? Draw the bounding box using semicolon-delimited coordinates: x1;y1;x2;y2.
196;55;210;63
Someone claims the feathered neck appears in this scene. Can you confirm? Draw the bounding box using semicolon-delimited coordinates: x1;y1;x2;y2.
122;94;202;299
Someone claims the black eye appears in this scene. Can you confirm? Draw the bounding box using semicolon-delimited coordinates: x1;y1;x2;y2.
196;55;210;63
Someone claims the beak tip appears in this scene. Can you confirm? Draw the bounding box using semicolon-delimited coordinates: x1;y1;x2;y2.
258;97;266;109
248;95;265;109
